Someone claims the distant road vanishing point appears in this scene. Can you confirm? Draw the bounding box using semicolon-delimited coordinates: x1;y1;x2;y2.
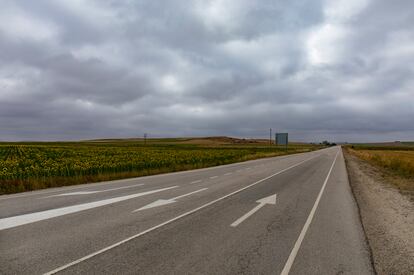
0;146;374;274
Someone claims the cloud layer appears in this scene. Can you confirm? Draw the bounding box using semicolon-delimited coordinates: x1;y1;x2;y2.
1;0;413;142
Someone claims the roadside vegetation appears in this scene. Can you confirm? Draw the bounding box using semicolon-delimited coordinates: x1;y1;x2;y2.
0;137;321;194
344;142;414;193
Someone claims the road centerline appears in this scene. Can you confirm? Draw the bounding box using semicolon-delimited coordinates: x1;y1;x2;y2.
43;153;320;275
43;183;145;198
0;149;318;202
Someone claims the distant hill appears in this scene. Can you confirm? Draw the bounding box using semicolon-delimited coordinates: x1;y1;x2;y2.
85;136;308;146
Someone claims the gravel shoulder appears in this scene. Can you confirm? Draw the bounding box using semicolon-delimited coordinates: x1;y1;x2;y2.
343;149;414;275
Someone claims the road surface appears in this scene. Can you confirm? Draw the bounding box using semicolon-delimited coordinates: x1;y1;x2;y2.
0;147;374;274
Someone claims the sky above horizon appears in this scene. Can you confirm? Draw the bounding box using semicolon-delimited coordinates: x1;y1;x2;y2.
1;0;413;142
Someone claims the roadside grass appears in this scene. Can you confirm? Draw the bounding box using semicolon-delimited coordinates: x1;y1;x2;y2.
345;145;414;194
0;137;322;194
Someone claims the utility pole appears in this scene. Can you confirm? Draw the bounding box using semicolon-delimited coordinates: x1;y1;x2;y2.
144;133;147;145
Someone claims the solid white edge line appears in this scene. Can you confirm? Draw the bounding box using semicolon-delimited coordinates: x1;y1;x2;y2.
44;153;320;275
280;148;340;275
1;148;328;201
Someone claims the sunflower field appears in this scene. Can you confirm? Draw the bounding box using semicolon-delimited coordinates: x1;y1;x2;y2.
0;141;318;194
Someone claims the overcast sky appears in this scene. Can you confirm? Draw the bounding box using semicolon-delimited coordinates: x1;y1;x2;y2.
1;0;413;142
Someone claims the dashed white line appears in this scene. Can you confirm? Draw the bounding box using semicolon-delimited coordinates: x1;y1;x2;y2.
0;149;323;201
209;176;218;179
224;172;233;176
44;153;320;275
44;155;319;275
43;183;144;198
190;180;202;184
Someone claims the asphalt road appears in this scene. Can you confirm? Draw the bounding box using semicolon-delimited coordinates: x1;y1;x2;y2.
0;146;374;274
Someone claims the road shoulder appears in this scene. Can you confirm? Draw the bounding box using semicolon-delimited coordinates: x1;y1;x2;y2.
343;149;414;275
290;149;374;275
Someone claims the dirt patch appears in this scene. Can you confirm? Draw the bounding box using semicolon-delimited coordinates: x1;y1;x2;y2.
343;150;414;275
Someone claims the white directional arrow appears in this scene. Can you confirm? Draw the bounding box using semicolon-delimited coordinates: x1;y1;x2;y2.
133;188;208;212
230;194;277;227
0;186;178;231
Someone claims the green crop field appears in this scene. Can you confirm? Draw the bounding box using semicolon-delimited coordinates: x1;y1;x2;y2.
0;137;322;194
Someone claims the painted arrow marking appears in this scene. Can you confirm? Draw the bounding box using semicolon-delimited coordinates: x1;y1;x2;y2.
133;188;208;212
0;186;178;231
230;194;277;227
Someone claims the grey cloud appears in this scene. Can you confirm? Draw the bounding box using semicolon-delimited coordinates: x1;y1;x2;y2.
0;0;413;142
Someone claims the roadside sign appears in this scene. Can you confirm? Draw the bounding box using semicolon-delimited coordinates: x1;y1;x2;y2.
275;133;288;146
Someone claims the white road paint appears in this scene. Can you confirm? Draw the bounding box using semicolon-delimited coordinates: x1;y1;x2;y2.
190;180;202;184
224;172;233;176
44;184;144;198
231;194;277;227
0;149;319;201
133;188;208;212
246;167;252;170
0;186;178;231
280;149;340;275
0;178;147;201
44;153;320;275
209;176;218;179
50;191;98;196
